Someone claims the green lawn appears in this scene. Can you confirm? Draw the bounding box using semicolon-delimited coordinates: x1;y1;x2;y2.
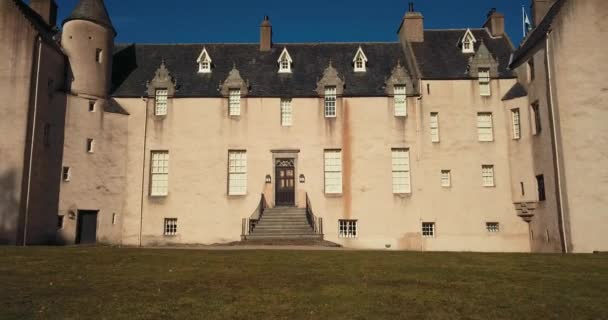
1;247;607;320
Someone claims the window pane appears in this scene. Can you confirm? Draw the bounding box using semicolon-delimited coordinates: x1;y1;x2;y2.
151;151;169;196
477;113;493;141
229;89;241;116
482;165;495;187
281;99;292;126
228;151;247;195
394;85;407;116
430;112;439;142
324;150;342;194
392;149;411;194
324;87;337;117
155;89;168;116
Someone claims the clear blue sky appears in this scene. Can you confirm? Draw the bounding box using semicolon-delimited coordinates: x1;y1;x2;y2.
51;0;530;45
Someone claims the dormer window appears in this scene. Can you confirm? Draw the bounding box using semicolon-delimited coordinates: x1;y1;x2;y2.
278;48;293;74
353;47;368;72
197;48;212;73
461;29;477;54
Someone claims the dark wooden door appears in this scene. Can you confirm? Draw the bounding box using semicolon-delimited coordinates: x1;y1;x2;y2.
76;210;98;244
275;159;295;206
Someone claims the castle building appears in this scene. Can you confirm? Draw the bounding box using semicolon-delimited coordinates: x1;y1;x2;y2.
0;0;606;252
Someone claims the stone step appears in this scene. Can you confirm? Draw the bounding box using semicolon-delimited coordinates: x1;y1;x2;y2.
260;216;309;221
246;234;324;240
255;222;311;227
262;212;308;217
253;226;314;232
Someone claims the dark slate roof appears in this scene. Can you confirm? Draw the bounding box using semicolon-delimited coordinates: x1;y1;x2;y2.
11;0;61;50
62;0;116;36
111;43;406;98
411;29;516;79
510;0;566;68
501;82;528;101
104;98;129;115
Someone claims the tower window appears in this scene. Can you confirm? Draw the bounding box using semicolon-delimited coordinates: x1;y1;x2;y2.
229;89;241;116
86;139;95;153
62;167;71;182
536;174;546;201
478;68;491;96
95;48;103;64
155;89;168;116
89;100;96;112
394;85;407;117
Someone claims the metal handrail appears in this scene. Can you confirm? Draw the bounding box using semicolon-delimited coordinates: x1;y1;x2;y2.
242;193;269;237
305;193;323;235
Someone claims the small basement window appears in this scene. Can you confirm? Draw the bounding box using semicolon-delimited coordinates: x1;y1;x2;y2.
422;222;435;237
339;220;357;238
164;218;177;236
486;222;500;233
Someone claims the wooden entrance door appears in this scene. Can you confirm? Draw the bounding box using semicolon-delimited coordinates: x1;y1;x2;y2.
76;210;98;244
275;159;295;206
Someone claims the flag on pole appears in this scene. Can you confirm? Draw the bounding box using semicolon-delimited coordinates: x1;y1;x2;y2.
523;6;532;37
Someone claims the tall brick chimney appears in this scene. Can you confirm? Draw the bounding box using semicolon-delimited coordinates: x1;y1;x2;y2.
397;2;424;43
531;0;557;26
483;8;505;37
30;0;58;27
260;16;272;52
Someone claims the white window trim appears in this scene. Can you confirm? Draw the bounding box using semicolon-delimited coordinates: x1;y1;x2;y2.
324;149;342;194
278;47;293;74
441;170;451;187
461;28;477;54
280;98;293;126
479;68;491;97
155;88;168;116
164;218;177;236
229;89;241;116
196;47;212;73
352;46;368;72
430;112;440;142
338;219;358;238
394;85;407;117
324;86;337;118
228;150;247;196
422;222;435;238
150;151;170;197
392;148;411;194
511;108;521;140
477;112;494;142
482;165;495;187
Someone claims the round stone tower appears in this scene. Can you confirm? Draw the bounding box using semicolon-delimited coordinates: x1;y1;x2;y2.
61;0;116;98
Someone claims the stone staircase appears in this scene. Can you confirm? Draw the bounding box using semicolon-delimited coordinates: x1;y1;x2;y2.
246;207;323;240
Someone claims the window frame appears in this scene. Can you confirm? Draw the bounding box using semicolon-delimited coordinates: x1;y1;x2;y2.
324;149;343;194
531;102;541;135
392;148;411;194
430;112;440;142
154;88;168;116
324;86;337;118
536;174;546;201
482;164;495;187
163;218;178;236
280;98;293;127
150;151;170;197
486;222;500;233
422;222;435;237
394;85;407;117
338;219;358;238
229;89;241;116
441;170;451;187
511;108;521;140
478;68;491;96
477;112;494;142
228;150;247;196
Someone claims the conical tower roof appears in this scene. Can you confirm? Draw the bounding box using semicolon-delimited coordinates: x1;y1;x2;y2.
62;0;116;36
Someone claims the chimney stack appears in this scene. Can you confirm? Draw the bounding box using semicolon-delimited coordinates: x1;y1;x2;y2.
397;2;424;43
260;16;272;52
531;0;557;26
483;8;505;37
30;0;58;27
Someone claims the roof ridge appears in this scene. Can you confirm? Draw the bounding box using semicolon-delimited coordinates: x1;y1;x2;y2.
115;42;399;46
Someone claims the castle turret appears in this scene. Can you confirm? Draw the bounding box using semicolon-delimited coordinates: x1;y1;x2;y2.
61;0;116;98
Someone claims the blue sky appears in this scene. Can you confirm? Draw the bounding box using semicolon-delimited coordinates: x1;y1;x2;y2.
52;0;531;45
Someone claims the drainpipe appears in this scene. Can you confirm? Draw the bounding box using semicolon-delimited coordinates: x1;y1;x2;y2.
22;36;43;246
545;31;568;253
138;97;149;247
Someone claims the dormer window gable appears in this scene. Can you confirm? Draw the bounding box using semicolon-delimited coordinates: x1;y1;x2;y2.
197;47;212;73
461;29;477;54
278;47;293;74
353;47;368;72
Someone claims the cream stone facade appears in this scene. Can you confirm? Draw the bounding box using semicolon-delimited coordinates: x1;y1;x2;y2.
1;0;606;252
